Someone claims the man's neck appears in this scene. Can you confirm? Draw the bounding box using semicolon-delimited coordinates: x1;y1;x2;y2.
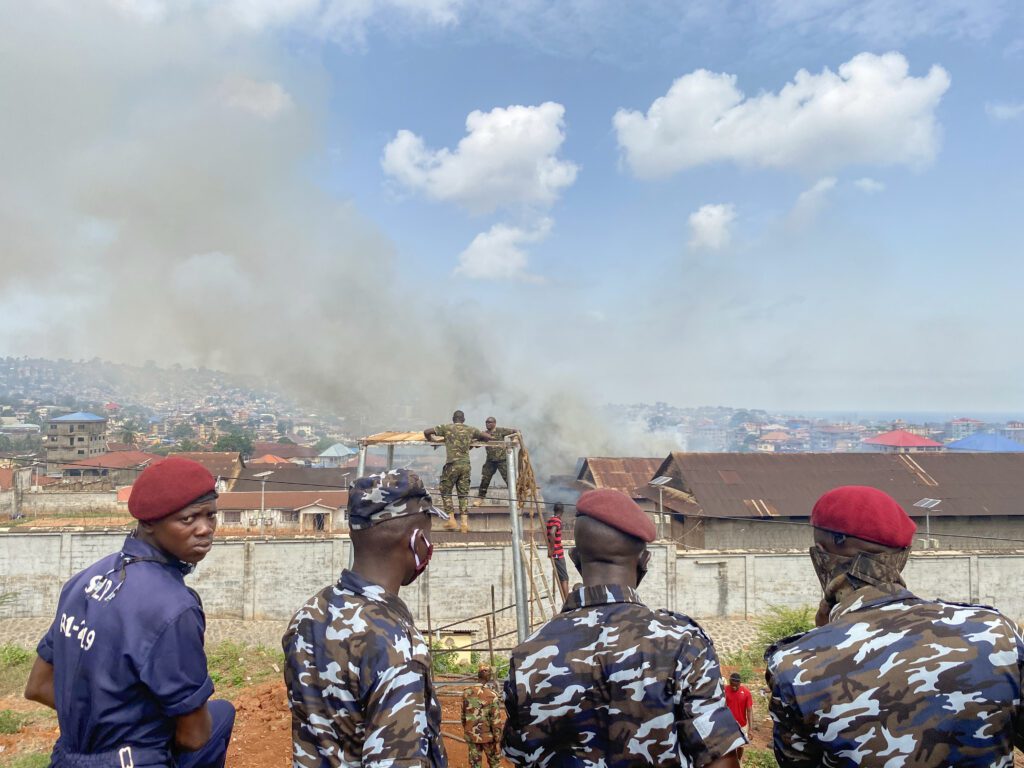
351;558;402;594
581;564;637;590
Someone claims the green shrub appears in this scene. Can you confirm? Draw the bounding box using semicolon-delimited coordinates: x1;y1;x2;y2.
744;747;779;768
0;645;32;669
205;642;282;691
755;605;815;650
0;709;26;735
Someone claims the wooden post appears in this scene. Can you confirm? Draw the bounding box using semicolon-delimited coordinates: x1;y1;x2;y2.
486;616;495;668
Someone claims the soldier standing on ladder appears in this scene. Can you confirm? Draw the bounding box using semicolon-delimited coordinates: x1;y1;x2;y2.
424;410;491;533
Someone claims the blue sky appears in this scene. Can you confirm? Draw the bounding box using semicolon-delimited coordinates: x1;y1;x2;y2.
0;0;1022;417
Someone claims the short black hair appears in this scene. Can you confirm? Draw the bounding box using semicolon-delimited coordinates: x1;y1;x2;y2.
453;410;465;422
553;502;564;514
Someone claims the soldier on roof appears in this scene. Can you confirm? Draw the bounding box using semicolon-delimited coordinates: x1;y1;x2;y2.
424;411;490;533
477;416;519;502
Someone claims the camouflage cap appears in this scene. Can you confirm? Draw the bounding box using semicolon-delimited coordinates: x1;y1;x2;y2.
347;468;448;531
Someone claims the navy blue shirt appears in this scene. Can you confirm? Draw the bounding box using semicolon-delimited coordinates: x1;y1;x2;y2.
38;535;214;755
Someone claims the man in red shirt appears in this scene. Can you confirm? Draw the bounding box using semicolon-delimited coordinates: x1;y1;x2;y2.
545;503;569;602
725;672;754;760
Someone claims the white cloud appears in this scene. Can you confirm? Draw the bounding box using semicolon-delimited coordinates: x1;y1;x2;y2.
613;52;950;178
219;76;293;119
985;101;1024;120
455;219;552;281
854;177;885;193
688;203;736;251
790;177;837;225
382;102;578;214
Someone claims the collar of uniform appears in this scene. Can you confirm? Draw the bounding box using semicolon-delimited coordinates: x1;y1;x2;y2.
563;583;643;612
830;585;916;622
338;569;415;622
120;534;192;577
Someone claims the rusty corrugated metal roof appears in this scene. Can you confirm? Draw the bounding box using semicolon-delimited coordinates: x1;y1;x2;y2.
576;457;663;498
640;452;1024;519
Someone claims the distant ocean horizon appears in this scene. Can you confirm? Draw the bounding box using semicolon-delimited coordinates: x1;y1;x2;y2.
797;410;1023;424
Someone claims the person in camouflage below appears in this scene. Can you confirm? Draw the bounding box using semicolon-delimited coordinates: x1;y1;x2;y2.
282;469;449;768
461;664;502;768
477;417;519;500
766;485;1024;768
424;410;490;533
502;489;744;768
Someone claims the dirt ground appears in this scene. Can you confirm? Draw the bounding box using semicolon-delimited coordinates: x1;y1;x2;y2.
4;680;1023;768
0;679;510;768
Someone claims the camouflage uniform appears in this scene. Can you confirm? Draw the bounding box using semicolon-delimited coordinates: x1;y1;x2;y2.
502;584;745;767
462;683;502;768
479;427;517;497
282;569;447;768
432;422;486;517
766;585;1024;768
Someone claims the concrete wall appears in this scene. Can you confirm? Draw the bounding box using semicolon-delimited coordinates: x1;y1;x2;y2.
20;491;120;516
3;533;1024;630
691;516;1024;551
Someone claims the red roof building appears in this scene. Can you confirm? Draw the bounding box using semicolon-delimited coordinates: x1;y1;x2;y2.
862;429;944;453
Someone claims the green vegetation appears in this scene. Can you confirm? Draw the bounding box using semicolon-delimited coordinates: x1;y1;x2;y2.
429;639;509;679
1;754;52;768
721;646;761;684
205;641;283;693
744;748;779;768
755;605;816;649
0;709;27;734
0;644;35;698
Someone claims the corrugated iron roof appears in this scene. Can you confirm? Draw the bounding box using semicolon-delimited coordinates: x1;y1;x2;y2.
643;452;1024;519
576;457;663;497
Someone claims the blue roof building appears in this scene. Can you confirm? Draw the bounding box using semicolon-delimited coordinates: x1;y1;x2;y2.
947;432;1024;452
49;411;107;423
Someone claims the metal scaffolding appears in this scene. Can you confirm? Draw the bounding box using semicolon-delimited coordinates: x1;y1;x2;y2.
352;430;536;643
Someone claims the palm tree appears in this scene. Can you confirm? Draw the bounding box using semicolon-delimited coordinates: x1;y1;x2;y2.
120;421;140;448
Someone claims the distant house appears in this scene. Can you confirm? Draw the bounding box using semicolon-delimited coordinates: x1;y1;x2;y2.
169;451;246;492
231;465;352;493
62;451;164;485
251;442;320;464
640;452;1024;551
46;412;108;474
315;443;356;468
861;429;944;454
215;490;348;532
947;433;1024;452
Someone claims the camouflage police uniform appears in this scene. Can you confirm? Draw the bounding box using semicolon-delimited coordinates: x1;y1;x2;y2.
431;422;486;521
502;583;746;767
282;469;448;768
478;426;517;498
766;584;1024;767
462;681;502;768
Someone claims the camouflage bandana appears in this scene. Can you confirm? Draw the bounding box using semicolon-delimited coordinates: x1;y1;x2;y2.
348;468;449;531
809;545;909;608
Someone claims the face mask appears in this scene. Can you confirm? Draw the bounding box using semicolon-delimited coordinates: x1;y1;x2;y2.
809;545;908;606
636;549;652;587
404;528;433;585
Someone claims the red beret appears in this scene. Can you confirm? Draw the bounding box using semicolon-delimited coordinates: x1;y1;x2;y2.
129;457;217;522
811;485;916;548
576;489;656;543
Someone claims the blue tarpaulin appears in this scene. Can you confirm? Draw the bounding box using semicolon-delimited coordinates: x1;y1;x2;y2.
947;432;1024;452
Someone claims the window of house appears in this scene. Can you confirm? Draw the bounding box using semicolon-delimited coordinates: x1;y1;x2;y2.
77;437;85;442
280;511;299;523
221;511;241;524
77;450;85;455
